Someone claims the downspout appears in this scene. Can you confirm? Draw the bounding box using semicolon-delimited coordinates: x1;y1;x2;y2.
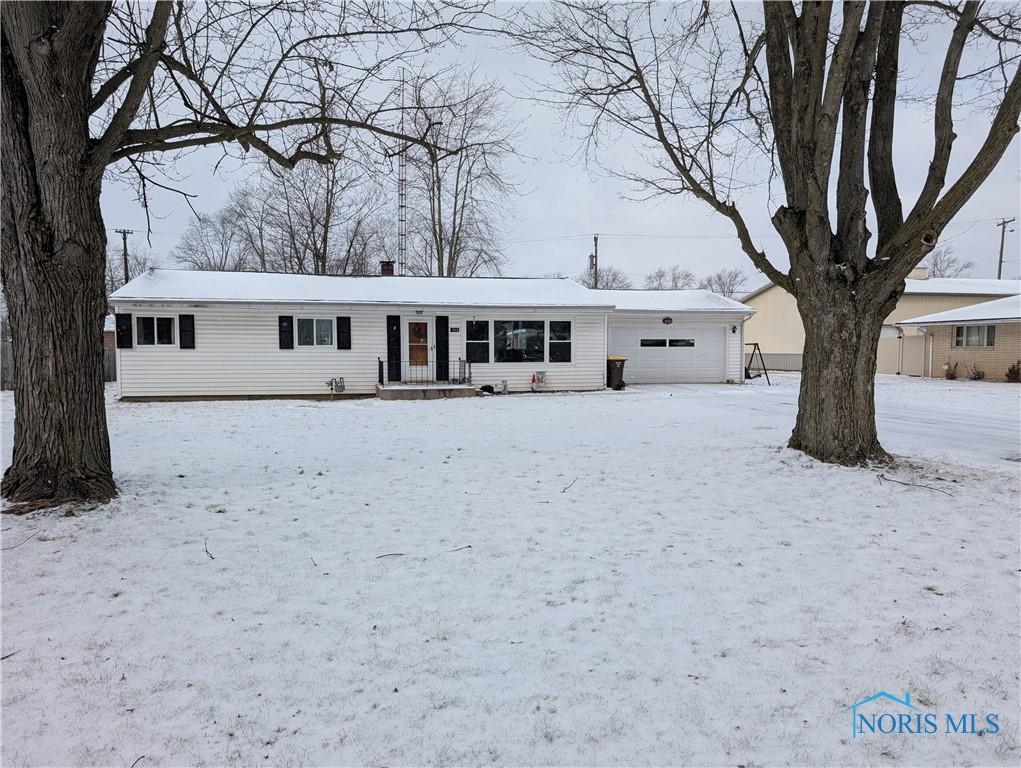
603;311;609;388
739;317;748;383
924;327;933;378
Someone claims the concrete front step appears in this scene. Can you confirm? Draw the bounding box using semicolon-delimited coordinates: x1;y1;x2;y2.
376;384;481;401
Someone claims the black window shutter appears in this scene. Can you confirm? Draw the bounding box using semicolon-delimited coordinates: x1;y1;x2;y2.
386;315;401;381
336;316;351;350
278;316;294;349
115;314;133;349
435;315;449;381
179;314;195;349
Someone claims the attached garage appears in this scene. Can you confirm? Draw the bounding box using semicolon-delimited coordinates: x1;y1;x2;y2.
598;290;755;384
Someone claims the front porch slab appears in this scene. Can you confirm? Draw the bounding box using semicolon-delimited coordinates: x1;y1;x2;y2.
375;383;481;401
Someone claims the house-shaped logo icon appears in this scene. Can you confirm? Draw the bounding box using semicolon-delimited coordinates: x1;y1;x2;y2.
844;691;919;738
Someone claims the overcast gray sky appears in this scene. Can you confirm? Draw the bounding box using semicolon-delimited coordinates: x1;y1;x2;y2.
100;6;1021;289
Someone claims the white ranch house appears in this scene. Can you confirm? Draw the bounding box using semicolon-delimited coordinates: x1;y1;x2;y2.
108;269;753;399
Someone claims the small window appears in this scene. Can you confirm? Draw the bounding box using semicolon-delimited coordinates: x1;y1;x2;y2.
297;318;333;347
466;320;489;364
549;321;571;363
954;325;996;347
136;317;155;346
315;319;333;346
669;338;694;348
136;316;175;346
640;338;667;347
494;320;544;363
156;317;175;345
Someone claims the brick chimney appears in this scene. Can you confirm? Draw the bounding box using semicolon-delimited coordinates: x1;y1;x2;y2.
379;260;395;276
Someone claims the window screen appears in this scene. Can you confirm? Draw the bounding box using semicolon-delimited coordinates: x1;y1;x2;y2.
315;319;333;346
549;321;571;363
494;321;544;362
156;317;175;345
297;318;315;346
136;317;155;345
466;320;489;363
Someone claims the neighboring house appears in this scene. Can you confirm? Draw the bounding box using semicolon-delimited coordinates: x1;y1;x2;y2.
103;314;116;348
107;268;754;399
742;266;1021;374
900;295;1021;381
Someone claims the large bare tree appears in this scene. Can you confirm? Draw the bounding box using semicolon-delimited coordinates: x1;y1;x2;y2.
1;1;487;506
521;1;1021;464
405;68;518;276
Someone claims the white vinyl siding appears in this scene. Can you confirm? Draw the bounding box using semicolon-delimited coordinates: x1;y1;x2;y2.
449;311;605;392
113;302;608;397
726;321;745;381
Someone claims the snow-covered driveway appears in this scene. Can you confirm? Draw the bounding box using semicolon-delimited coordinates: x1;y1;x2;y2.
1;376;1018;766
660;373;1021;464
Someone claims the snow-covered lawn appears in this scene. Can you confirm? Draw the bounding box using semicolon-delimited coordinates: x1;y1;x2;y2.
2;376;1019;766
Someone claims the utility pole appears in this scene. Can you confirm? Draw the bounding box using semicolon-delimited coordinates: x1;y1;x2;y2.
114;228;133;285
589;233;599;288
995;217;1015;279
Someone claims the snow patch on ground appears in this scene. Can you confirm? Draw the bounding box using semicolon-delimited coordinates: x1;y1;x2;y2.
1;376;1018;766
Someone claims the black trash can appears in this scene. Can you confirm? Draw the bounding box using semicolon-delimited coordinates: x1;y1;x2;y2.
607;356;627;390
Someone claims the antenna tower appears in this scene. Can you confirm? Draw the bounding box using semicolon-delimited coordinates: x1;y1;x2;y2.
397;70;408;276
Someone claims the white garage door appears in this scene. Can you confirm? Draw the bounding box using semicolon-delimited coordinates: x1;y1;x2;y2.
608;320;728;383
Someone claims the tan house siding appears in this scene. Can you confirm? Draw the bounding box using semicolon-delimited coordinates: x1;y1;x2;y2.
744;283;1018;374
924;323;1021;381
744;285;1017;354
742;285;806;354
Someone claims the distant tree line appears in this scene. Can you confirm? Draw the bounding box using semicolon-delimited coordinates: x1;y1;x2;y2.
170;68;518;278
579;265;749;298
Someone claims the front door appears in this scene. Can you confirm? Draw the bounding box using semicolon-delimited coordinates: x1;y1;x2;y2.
404;317;434;382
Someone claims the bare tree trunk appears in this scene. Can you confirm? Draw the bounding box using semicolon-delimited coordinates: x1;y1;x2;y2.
1;10;115;503
788;277;894;464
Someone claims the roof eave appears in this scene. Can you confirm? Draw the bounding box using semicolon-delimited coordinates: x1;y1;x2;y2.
901;317;1021;326
108;296;617;310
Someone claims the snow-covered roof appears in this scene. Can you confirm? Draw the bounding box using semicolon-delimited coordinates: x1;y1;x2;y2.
596;289;754;314
743;277;1020;302
902;278;1020;295
900;295;1021;326
110;269;614;308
